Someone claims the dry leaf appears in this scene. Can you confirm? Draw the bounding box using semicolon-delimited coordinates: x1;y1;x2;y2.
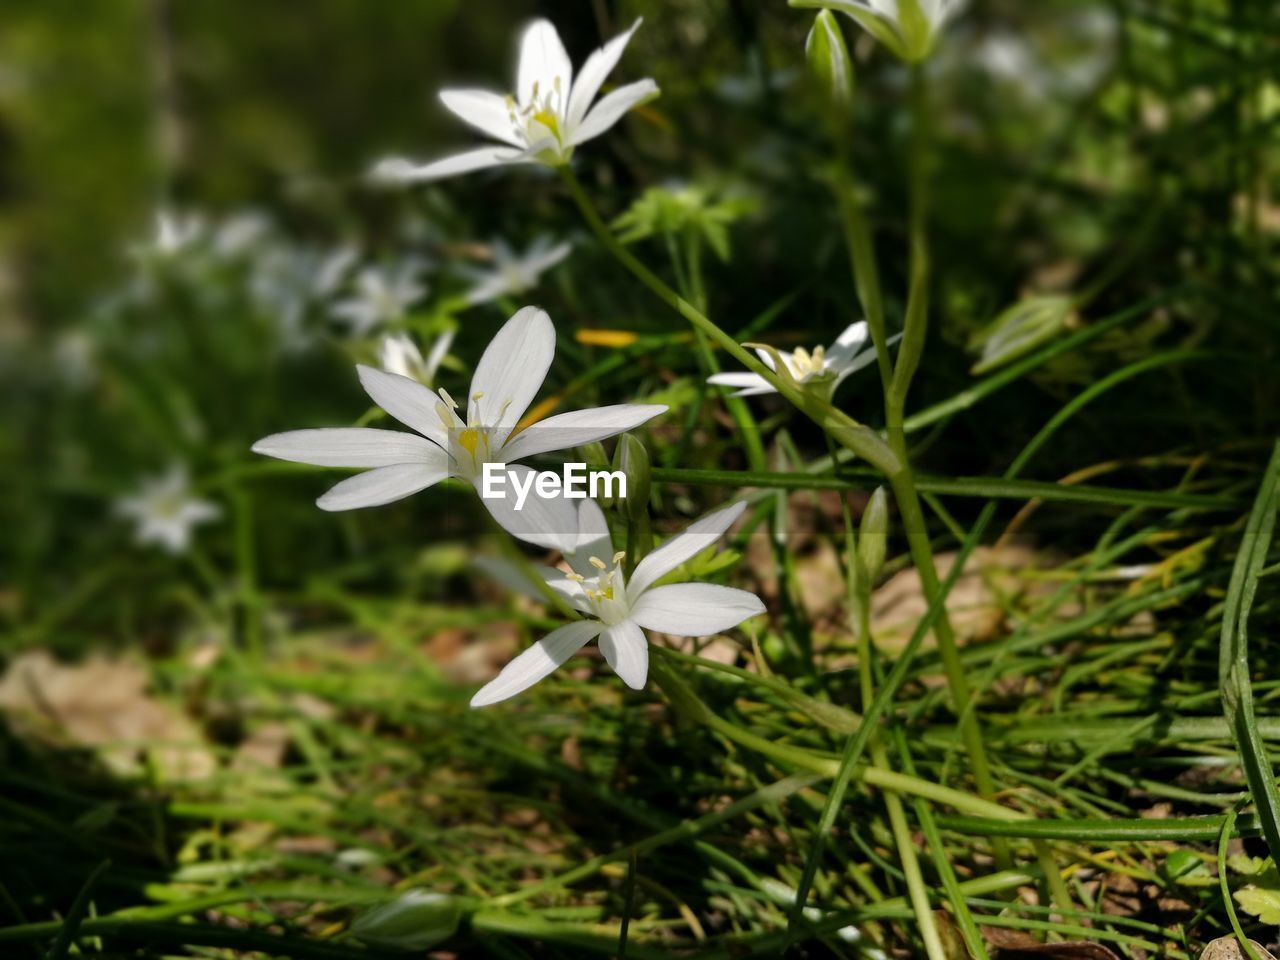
0;649;216;781
1199;938;1279;960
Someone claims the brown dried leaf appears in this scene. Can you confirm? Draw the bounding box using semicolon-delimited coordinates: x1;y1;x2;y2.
0;649;216;781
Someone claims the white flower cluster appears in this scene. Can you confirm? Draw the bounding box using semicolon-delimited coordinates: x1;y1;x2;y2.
247;19;768;706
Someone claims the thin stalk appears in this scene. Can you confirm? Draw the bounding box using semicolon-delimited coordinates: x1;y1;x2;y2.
866;63;1001;848
650;659;1024;822
558;165;900;480
784;438;945;959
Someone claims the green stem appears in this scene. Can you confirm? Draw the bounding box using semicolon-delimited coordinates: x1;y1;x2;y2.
558;165;899;479
651;661;1023;822
851;62;1001;852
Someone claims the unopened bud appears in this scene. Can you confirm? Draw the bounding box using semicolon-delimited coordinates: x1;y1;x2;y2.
969;294;1076;375
350;890;460;951
806;11;856;114
857;487;889;582
612;433;652;520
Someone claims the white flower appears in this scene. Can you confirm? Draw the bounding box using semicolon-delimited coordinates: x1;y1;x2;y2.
379;330;454;387
372;18;658;183
211;211;271;258
253;245;358;350
472;499;764;706
116;466;221;554
707;321;891;398
131;210;205;261
252;306;666;551
797;0;962;62
53;330;98;389
333;263;428;337
463;236;572;307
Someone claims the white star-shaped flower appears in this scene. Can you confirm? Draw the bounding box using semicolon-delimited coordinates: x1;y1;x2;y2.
472;499;764;706
253;244;358;351
332;263;428;337
707;321;893;398
379;330;454;387
116;466;222;554
462;236;572;307
253;307;666;551
373;19;659;183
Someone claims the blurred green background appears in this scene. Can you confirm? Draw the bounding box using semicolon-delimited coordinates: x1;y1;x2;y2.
1;0;1275;654
0;1;1277;954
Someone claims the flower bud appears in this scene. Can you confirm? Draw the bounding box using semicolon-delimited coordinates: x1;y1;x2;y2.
857;487;889;583
350;890;460;951
612;433;652;520
969;294;1076;375
896;0;935;62
805;11;856;115
580;440;610;472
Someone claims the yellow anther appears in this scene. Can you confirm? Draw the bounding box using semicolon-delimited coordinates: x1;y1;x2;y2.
438;387;459;409
612;551;626;566
458;427;481;457
566;572;585;583
588;556;607;570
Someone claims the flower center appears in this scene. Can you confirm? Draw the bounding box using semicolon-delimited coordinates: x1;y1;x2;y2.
434;387;516;478
509;77;568;148
788;345;828;382
567;552;630;625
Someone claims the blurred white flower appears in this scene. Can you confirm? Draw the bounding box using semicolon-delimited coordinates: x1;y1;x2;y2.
793;0;962;62
463;237;572;306
253;306;666;551
472;499;764;705
53;330;98;389
211;211;271;259
116;466;221;554
372;18;658;183
253;244;358;347
131;210;205;261
332;262;427;337
708;321;893;398
379;330;454;387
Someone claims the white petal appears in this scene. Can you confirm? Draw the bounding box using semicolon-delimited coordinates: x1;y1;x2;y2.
834;332;901;384
469;306;555;438
628;501;748;598
826;321;870;363
568;497;614;578
598;620;649;689
630;583;765;636
474;555;570;603
470;620;603;707
439;88;523;146
316;462;448;511
524;240;573;277
356;365;450;449
566;19;642;128
423;329;455;383
252;428;445;467
500;404;666;462
479;463;579;552
707;371;776;395
369;148;525;184
517;19;573;107
570;79;659;146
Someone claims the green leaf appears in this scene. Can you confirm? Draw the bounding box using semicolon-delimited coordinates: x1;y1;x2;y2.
1219;441;1280;861
1234;885;1280;926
